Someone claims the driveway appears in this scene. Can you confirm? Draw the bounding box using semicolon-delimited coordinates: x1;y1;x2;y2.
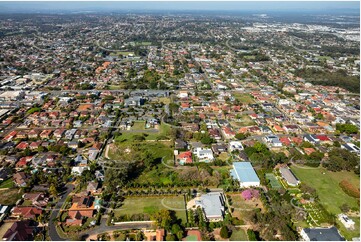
48;184;75;241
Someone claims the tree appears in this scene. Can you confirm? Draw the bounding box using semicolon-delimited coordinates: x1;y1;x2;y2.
49;184;58;197
340;203;350;213
166;234;176;241
152;210;177;230
220;226;230;239
200;134;214;144
235;133;249;140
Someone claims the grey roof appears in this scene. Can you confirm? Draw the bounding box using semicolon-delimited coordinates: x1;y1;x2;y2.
197;192;225;219
303;227;345;241
279;167;299;186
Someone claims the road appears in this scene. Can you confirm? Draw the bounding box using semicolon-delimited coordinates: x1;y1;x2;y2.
48;184;75;241
79;219;154;239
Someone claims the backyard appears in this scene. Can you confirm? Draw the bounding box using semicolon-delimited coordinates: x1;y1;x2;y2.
0;188;22;205
0;179;14;189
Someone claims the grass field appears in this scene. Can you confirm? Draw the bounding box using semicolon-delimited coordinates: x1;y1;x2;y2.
231;115;256;127
0;179;14;189
111;51;135;56
109;139;174;162
116;123;171;141
265;173;282;189
290;166;360;215
233;93;255;104
0;189;22;205
131;121;146;130
113;196;186;223
230;229;248;241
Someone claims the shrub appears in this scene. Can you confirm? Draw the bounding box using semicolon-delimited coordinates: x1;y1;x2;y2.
339;180;360;198
220;226;230;239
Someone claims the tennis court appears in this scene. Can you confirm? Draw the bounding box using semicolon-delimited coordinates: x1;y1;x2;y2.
266;173;282;189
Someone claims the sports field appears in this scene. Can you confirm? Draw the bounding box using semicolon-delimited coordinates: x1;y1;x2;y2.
265;173;282;189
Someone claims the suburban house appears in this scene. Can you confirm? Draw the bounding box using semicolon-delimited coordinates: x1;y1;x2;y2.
176;151;193;165
300;227;345;241
13;172;29;187
193;147;214;163
279;167;300;186
338;214;355;230
211;143;228;155
174;139;187;150
228;141;244;152
230;162;260;188
11;206;42;220
67;195;95;225
264;135;282;147
304;134;320;144
2;220;36;241
341;143;360;154
87;182;100;194
23;192;49;207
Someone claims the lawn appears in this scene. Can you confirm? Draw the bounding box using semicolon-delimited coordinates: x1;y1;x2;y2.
218;152;229;161
230;228;248;241
0;179;14;189
113;196;186;223
131;121;146;131
233;93;255;104
0;189;22;205
290;166;360;215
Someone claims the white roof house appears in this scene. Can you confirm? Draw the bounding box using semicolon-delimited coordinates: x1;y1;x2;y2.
264;135;282;147
229;141;244;152
71;166;89;175
193;147;214;163
338;214;355;230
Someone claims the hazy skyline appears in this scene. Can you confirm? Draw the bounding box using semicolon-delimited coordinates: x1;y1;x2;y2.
0;1;359;14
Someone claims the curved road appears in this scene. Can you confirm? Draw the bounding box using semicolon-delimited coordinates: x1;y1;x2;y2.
48;184;75;241
79;219;154;239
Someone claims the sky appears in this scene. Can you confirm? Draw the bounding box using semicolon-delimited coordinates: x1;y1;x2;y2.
0;1;359;13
